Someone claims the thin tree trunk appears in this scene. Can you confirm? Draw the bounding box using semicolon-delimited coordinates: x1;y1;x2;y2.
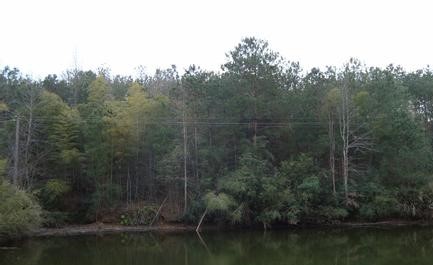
150;196;168;226
72;71;79;106
234;140;237;169
183;117;188;215
110;140;113;201
340;83;350;204
127;166;131;206
252;76;257;147
135;174;139;201
13;116;20;186
182;80;188;215
196;208;208;232
24;96;34;188
148;153;153;200
194;126;199;180
342;146;349;203
135;118;139;201
253;119;257;146
329;112;336;197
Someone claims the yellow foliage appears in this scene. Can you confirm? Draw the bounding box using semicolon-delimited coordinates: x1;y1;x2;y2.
0;102;8;112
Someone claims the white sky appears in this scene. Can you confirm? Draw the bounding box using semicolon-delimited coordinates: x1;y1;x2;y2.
1;0;432;78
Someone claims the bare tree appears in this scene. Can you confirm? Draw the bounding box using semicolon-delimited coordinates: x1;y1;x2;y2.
23;85;36;188
338;76;372;205
329;110;337;197
13;115;19;186
339;82;350;204
182;81;188;215
324;88;339;198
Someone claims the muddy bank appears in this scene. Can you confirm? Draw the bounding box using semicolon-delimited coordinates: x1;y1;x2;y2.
30;220;432;238
32;223;197;237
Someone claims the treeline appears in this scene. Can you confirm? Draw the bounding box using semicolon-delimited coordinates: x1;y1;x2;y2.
1;37;433;231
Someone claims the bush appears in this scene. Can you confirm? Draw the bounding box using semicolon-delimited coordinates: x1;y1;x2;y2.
0;159;6;178
418;182;433;219
0;182;42;239
120;205;157;226
41;211;71;228
182;199;206;223
359;194;399;221
37;179;71;210
315;206;349;223
88;183;122;221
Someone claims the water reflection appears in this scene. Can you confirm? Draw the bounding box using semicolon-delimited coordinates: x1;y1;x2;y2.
1;227;433;265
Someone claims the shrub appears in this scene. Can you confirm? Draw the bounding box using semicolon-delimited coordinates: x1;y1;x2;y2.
204;192;236;212
120;205;157;226
133;206;157;225
0;182;42;239
87;183;122;221
182;199;206;223
315;206;349;223
0;159;6;178
359;194;399;221
41;211;71;228
37;179;71;210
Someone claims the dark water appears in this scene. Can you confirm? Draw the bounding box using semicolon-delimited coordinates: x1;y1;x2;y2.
2;227;433;265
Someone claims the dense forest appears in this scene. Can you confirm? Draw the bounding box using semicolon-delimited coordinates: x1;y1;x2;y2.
2;37;433;237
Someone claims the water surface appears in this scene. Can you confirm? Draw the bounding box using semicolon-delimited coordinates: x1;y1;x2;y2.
1;226;433;265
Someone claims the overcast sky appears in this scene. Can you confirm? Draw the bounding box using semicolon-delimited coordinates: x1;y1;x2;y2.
1;0;432;78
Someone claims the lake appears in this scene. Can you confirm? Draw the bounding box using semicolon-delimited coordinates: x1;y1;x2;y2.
1;226;433;265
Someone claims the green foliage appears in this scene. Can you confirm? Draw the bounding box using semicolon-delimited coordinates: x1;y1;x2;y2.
3;40;433;229
359;194;399;221
201;191;238;224
133;206;157;225
119;214;130;225
279;154;318;189
120;206;157;226
279;154;321;208
316;206;349;222
41;211;70;228
0;182;42;239
204;192;236;212
0;102;7;112
0;159;6;181
88;183;122;219
36;91;82;177
417;182;433;219
37;179;71;210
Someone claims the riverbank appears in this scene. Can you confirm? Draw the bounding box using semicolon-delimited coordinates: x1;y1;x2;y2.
30;220;432;238
32;223;197;237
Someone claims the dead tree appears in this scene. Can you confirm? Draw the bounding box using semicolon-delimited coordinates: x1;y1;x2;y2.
339;82;351;204
338;81;373;205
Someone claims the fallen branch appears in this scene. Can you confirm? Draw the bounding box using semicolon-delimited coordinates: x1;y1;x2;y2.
196;208;208;232
150;196;168;226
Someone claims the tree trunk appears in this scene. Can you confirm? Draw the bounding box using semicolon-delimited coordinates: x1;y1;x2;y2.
196;208;208;232
342;145;349;203
194;126;199;180
127;166;131;206
13;116;20;186
340;83;350;204
24;90;35;188
150;196;168;226
328;112;336;197
253;119;257;146
110;140;113;201
183;106;188;215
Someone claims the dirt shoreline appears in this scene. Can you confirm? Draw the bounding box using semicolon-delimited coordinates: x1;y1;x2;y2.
31;220;432;238
32;223;197;237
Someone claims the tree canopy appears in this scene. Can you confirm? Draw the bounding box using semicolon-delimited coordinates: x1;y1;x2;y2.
1;37;433;230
